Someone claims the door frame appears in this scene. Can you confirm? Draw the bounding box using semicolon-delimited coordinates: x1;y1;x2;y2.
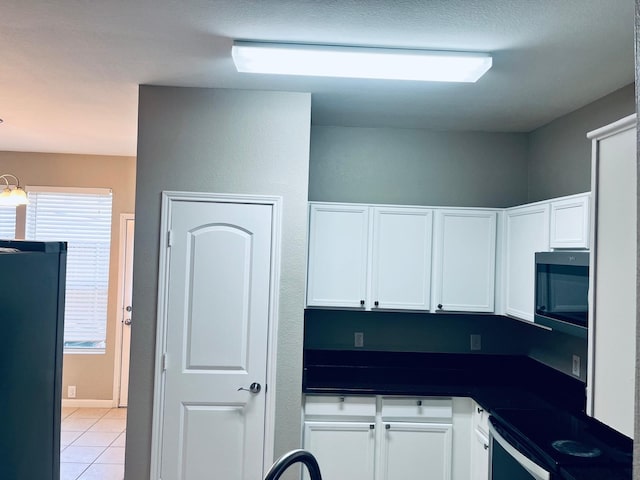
150;191;283;479
112;213;135;407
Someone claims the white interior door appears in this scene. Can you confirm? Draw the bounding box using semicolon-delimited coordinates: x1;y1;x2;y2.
117;214;134;407
158;196;275;480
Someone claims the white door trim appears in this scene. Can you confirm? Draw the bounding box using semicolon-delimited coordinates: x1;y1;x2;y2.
113;213;135;408
150;191;282;479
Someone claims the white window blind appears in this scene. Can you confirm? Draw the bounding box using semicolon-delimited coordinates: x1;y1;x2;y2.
25;188;113;351
0;206;16;239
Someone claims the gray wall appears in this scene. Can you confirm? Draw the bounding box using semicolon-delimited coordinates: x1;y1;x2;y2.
528;83;635;202
309;84;636;209
310;127;529;208
126;86;311;479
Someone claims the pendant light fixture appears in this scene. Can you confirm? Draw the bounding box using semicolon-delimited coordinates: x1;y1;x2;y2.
0;174;29;206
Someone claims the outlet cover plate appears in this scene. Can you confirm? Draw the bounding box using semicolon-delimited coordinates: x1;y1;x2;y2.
572;355;581;377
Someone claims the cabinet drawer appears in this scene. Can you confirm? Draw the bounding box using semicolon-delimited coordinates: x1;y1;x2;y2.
472;402;489;435
305;395;376;418
381;397;452;421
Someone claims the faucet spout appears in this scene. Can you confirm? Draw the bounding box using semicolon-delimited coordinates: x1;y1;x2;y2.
264;449;322;480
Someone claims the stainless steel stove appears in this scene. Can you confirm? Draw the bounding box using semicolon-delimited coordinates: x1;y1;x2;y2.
488;408;632;480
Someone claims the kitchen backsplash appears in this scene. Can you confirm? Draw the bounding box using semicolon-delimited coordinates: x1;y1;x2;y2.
304;309;588;382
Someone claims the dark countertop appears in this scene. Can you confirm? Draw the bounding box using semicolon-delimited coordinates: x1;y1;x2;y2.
303;349;586;412
303;349;632;480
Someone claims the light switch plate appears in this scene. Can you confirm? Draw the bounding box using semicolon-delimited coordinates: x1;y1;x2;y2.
470;334;481;351
354;332;364;348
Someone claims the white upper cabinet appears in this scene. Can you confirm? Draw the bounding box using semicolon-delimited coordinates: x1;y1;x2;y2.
549;193;590;249
371;207;433;310
504;203;550;321
307;204;370;308
432;210;497;312
588;114;636;439
307;203;433;311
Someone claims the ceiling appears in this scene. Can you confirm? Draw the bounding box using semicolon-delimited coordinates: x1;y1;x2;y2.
0;0;635;157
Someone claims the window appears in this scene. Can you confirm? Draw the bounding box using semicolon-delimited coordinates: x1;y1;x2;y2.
0;205;16;239
26;187;113;352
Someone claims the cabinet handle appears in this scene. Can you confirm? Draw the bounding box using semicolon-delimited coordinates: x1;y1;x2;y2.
437;304;443;310
484;443;489;450
417;400;422;406
360;300;365;306
370;424;375;430
477;407;484;414
385;424;391;430
339;396;345;403
374;301;379;307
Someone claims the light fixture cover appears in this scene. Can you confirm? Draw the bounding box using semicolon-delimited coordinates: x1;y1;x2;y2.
0;174;29;206
232;41;492;83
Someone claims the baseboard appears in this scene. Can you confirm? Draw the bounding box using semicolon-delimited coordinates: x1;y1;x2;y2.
62;399;116;408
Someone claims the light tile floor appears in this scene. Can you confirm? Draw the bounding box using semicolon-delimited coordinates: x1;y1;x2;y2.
61;407;127;480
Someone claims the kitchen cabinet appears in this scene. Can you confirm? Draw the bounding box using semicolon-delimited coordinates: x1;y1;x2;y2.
307;203;433;310
503;203;550;321
303;395;453;480
303;421;375;480
549;193;590;249
470;402;489;480
371;207;433;310
378;422;452;480
306;204;369;308
303;396;376;480
587;114;636;439
432;209;497;312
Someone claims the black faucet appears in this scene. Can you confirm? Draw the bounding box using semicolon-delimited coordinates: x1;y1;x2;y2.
264;449;323;480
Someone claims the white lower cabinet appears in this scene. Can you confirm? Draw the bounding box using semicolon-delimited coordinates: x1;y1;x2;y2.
379;422;452;480
303;395;454;480
470;428;489;480
470;402;489;480
303;421;375;480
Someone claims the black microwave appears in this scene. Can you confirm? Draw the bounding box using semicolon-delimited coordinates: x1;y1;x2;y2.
534;251;589;338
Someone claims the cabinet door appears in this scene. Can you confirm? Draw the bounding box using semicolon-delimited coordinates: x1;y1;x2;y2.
590;119;637;438
371;207;433;310
432;210;497;312
549;194;590;249
504;204;550;321
470;428;489;480
307;204;369;308
303;421;376;480
378;422;452;480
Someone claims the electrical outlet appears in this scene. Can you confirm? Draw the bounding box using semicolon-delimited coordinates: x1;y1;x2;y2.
572;355;581;377
470;334;482;351
354;332;364;348
68;385;76;398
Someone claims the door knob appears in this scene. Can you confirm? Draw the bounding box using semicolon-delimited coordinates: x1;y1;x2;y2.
238;382;262;394
125;305;132;312
123;318;132;326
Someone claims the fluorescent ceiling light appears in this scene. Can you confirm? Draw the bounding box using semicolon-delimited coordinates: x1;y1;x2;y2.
232;41;492;83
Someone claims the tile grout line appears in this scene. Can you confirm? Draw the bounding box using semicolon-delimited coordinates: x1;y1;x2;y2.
60;407;127;480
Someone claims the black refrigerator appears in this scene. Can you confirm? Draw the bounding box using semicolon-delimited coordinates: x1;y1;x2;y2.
0;240;67;479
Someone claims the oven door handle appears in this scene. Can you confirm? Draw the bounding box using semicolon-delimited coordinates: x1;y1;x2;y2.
489;422;552;480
